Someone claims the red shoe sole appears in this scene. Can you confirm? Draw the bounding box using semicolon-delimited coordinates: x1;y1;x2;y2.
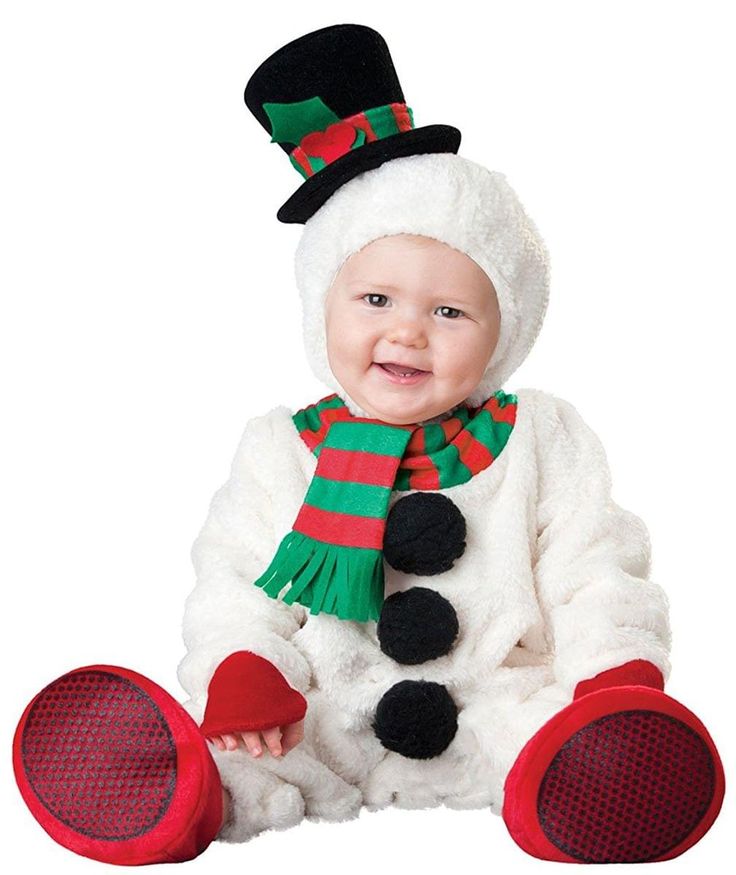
503;686;725;863
13;665;222;865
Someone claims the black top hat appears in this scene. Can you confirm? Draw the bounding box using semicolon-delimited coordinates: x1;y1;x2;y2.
244;23;461;224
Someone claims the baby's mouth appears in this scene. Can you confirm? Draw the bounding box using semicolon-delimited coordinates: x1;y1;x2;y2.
375;362;429;377
373;362;432;386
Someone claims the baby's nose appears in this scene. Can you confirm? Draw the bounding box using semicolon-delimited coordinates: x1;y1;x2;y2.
386;317;428;348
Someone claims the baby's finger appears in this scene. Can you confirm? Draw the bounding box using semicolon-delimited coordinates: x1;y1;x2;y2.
261;726;283;757
280;720;305;756
209;736;226;752
240;731;263;758
221;733;240;752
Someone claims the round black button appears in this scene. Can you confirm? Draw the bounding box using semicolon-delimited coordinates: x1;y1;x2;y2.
377;587;459;664
372;680;458;759
383;492;466;576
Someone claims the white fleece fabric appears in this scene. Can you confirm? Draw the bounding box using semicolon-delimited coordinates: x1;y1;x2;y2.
178;387;671;842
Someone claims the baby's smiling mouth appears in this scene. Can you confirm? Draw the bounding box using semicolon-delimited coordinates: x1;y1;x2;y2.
375;361;430;377
373;361;431;382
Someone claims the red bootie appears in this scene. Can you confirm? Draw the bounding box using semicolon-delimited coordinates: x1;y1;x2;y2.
503;686;725;863
13;665;223;865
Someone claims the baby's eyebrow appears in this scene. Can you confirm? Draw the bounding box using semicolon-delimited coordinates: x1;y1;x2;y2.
347;281;398;290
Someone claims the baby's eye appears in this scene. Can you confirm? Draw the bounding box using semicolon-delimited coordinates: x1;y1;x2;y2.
436;306;464;319
363;293;389;307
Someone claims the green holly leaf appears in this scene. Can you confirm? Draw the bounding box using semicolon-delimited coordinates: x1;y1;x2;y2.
263;97;341;145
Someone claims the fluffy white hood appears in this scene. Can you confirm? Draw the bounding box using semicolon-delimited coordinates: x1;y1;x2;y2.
293;152;550;415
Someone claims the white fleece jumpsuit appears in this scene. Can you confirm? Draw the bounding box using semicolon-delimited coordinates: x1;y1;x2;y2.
176;386;671;843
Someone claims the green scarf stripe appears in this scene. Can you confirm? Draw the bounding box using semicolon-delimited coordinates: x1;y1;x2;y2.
326;421;411;454
305;475;391;518
438;443;473;489
316;394;346;413
293;394;343;435
292;407;310;436
392;467;413;491
422;423;447;454
476;409;514;458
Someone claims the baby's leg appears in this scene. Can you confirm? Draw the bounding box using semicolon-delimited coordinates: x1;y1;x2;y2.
208;744;307;842
476;666;724;863
457;665;571;815
187;690;363;844
14;665;225;864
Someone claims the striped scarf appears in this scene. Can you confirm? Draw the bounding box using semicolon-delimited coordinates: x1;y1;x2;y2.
253;390;517;622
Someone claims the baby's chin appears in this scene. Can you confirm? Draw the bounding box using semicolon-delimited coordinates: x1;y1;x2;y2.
351;393;458;426
332;368;475;424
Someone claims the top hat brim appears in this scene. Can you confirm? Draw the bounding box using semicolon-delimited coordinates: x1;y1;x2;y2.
277;123;461;224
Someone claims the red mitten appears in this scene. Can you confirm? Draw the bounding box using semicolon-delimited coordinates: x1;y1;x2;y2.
573;658;664;700
199;650;307;738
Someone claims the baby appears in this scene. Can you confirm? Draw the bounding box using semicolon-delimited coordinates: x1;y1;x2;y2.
13;22;724;868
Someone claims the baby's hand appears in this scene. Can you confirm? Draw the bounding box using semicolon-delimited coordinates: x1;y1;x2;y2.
208;719;304;758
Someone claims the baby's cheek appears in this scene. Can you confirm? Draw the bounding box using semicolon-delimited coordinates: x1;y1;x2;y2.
339;331;372;365
444;359;484;396
460;340;493;381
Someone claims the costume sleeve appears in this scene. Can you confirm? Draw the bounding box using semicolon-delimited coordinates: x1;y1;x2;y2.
177;409;312;719
533;395;672;698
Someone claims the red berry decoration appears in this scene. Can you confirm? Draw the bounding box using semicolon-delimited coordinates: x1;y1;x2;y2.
301;121;356;163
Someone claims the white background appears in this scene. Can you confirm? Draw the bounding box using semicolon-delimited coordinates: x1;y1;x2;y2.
2;0;733;870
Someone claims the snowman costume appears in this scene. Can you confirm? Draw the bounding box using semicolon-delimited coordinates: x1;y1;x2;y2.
176;143;673;837
13;23;723;867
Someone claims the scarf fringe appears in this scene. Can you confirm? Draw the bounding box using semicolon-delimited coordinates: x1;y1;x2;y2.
253;531;384;622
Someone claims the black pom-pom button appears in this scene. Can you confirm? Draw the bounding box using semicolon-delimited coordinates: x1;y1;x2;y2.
372;680;458;759
377;587;459;665
383;493;466;576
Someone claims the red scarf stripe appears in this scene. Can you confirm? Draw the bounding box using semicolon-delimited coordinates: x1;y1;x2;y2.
407;458;441;490
345;111;377;142
316;446;400;488
294;503;384;550
441;417;462;443
299;425;326;453
406;425;426;455
318;405;345;431
488;395;517;426
300;431;321;453
297;406;345;451
455;429;495;473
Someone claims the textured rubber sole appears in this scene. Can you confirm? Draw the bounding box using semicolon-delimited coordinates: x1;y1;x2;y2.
13;665;222;865
503;686;725;863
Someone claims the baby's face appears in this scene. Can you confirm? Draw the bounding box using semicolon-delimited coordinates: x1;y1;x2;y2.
324;234;501;425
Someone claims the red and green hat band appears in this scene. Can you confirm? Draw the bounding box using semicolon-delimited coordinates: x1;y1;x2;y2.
263;96;415;180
